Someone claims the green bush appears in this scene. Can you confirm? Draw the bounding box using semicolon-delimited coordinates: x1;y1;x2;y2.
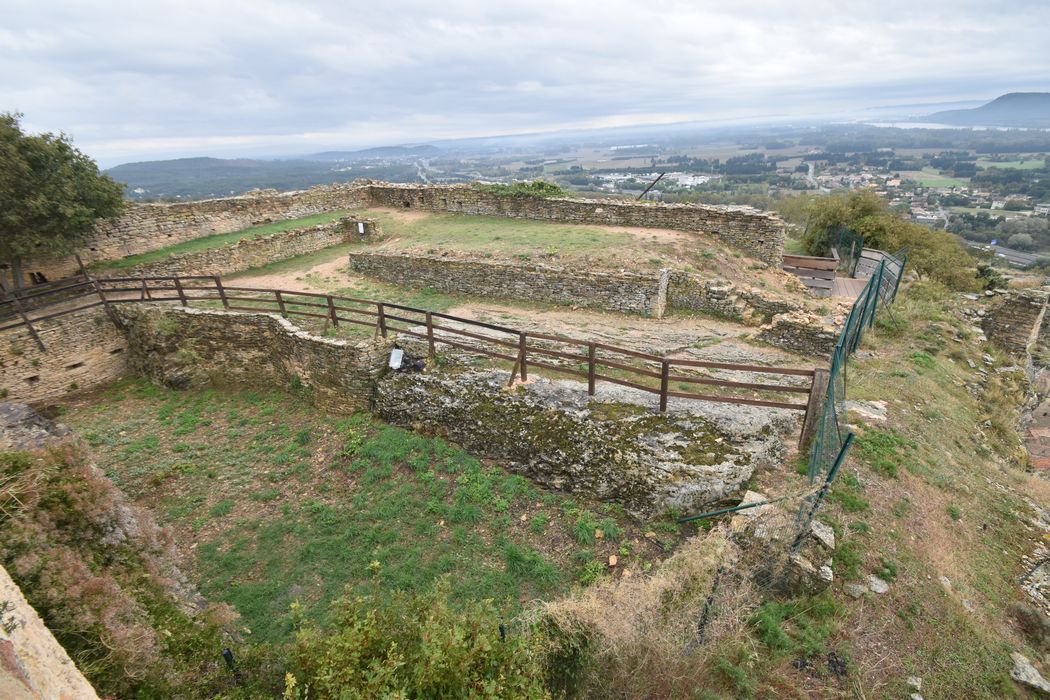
288;580;550;698
477;180;567;199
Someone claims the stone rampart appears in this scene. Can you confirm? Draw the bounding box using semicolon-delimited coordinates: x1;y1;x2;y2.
984;289;1050;358
756;311;840;358
666;271;803;323
115;305;390;412
367;184;785;265
0;307;127;405
18;181;784;283
27;184;372;281
348;252;669;317
93;219;373;278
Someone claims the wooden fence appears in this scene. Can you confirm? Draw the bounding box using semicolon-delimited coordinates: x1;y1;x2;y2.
0;275;825;442
781;252;839;297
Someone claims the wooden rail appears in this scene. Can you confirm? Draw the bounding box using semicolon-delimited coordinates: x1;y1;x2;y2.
782;252;839;297
0;275;823;439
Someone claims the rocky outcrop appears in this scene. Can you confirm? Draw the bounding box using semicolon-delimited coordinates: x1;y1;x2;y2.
375;368;793;517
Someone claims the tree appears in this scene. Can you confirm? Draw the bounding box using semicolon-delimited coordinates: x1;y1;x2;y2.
0;113;124;289
1008;233;1036;250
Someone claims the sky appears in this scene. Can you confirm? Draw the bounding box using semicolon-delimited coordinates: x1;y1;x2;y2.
2;0;1048;167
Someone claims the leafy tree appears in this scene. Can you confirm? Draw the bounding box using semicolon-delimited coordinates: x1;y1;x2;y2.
799;190;978;290
1008;233;1036;250
0;112;124;288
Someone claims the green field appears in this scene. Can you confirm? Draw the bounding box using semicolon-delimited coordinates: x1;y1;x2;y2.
98;210;353;269
905;169;969;188
61;380;682;643
976;158;1047;170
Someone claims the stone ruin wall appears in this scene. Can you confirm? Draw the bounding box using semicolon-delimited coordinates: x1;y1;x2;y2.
348;252;670;317
93;218;376;279
366;183;786;265
348;252;805;324
115;305;390;413
21;181;785;282
983;289;1050;359
28;184;373;281
0;307;128;405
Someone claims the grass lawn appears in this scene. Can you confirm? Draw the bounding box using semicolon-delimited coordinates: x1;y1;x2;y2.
905;169;969;188
60;380;684;643
98;211;353;269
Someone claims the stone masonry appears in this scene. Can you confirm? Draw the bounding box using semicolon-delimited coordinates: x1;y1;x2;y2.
0;307;127;405
983;289;1050;358
115;305;391;412
349;252;670;317
93;218;376;279
20;181;784;282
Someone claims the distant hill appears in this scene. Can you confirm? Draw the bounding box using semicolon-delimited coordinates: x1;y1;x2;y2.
105;155;420;201
302;144;440;161
922;93;1050;128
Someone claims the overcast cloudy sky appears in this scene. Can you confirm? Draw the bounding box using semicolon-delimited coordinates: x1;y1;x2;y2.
2;0;1048;166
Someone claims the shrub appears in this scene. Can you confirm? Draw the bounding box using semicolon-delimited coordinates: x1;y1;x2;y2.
288;580;549;699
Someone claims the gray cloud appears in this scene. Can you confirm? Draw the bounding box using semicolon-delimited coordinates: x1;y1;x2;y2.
2;0;1048;165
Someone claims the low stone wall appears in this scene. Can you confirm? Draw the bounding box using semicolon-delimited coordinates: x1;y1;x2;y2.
349;252;669;317
0;307;127;405
94;218;375;278
757;311;840;358
115;305;390;412
367;184;785;265
26;184;373;281
376;368;789;517
666;272;803;323
984;289;1049;358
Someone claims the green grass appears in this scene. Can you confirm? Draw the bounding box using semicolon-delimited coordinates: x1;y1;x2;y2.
60;379;670;644
976;158;1047;170
99;211;353;269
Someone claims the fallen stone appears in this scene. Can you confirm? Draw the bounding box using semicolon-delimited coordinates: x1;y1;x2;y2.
867;575;890;594
810;520;836;550
787;554;833;595
845;400;888;423
844;583;866;599
907;676;923;692
1011;652;1050;696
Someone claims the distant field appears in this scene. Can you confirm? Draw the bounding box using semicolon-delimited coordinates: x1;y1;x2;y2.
976;158;1047;170
98;210;352;269
904;169;969;188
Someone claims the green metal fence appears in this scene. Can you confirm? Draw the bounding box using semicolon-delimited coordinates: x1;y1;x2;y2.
793;251;907;544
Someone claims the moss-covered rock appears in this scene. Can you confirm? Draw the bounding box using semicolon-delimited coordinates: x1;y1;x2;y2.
376;368;792;517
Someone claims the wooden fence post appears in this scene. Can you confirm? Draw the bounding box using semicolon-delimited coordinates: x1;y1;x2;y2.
659;360;670;413
173;277;188;306
799;368;830;450
376;303;387;338
426;312;435;357
587;342;597;396
9;294;45;351
518;333;528;382
214;275;229;309
274;290;287;316
327;295;339;327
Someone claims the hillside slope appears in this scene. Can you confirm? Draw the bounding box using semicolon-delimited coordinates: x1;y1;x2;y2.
924;92;1050;128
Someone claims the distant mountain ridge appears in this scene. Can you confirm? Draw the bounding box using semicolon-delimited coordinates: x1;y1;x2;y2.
302;144;440;161
922;92;1050;128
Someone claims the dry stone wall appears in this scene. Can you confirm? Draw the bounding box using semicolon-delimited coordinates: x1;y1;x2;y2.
0;307;127;405
27;184;372;281
984;289;1050;358
20;181;784;283
349;252;670;317
666;271;803;323
367;184;785;265
93;218;375;278
115;305;390;412
757;311;840;358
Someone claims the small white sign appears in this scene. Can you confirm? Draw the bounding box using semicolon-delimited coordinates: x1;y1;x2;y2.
388;348;404;369
358;222;365;234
